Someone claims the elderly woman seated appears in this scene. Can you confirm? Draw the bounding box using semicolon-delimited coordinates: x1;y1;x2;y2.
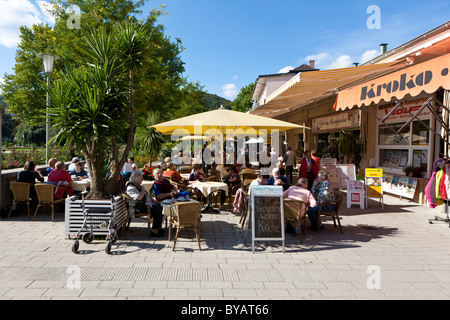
125;170;164;237
307;171;336;231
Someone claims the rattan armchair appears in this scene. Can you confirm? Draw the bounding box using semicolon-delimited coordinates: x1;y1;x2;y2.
8;182;32;219
122;193;154;238
283;199;307;242
33;183;66;222
169;201;202;251
317;194;345;233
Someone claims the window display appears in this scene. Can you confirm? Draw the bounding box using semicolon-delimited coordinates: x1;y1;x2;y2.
412;120;430;145
378;122;410;145
379;149;409;169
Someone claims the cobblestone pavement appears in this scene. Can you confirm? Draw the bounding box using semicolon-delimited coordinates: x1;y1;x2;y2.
1;194;450;300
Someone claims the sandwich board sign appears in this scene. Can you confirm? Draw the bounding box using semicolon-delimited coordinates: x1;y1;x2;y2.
365;168;384;209
250;185;285;253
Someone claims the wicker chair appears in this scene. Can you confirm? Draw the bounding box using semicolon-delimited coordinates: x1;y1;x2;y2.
169;201;202;251
32;183;66;222
8;182;32;219
283;199;307;242
317;194;345;233
122;193;154;238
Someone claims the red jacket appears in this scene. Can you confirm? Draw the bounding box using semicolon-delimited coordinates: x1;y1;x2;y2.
299;157;319;179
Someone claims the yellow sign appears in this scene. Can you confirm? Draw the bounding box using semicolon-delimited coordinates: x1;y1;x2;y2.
365;168;383;178
365;168;383;198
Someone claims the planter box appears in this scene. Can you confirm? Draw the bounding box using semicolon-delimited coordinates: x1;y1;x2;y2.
64;195;128;239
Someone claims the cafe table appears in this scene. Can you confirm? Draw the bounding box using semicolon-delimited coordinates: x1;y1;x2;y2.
190;181;228;213
44;176;90;192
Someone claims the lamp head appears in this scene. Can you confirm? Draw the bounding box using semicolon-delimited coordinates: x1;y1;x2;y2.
37;53;59;76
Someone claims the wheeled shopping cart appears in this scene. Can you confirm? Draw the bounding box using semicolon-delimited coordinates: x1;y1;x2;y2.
71;192;119;254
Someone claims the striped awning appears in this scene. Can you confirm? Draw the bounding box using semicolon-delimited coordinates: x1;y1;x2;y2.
250;61;405;117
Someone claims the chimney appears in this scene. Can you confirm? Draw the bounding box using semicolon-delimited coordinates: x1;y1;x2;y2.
309;60;315;69
380;43;388;55
353;63;359;67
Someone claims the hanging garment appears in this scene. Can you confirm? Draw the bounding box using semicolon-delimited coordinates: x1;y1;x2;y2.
439;166;447;200
425;171;437;208
444;164;450;200
435;169;444;206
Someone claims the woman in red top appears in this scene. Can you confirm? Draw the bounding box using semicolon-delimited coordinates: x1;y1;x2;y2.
299;150;319;190
48;161;74;199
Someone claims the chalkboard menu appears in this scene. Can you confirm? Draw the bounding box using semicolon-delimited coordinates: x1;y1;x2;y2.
250;186;285;253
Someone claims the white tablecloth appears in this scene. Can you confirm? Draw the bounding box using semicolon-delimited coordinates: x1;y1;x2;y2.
190;181;228;197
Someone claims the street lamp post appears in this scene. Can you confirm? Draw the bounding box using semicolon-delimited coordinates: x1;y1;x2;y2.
37;53;59;162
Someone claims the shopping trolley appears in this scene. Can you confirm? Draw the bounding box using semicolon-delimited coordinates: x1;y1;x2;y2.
71;192;119;254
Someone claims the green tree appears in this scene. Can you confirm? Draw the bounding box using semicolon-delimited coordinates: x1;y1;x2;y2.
132;110;165;164
48;23;150;198
231;82;255;113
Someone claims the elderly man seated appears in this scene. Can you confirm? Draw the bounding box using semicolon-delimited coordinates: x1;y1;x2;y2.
152;168;190;202
266;167;290;191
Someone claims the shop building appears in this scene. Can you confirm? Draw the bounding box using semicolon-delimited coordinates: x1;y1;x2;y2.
250;21;450;203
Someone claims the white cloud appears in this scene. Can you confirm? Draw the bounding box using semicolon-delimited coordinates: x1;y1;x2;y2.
222;83;237;99
326;55;352;69
0;0;54;48
360;49;379;64
278;66;293;74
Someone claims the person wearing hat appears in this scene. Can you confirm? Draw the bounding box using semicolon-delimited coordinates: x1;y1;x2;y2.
68;157;80;172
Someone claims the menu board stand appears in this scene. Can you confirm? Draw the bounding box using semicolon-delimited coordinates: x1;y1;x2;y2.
250;186;285;254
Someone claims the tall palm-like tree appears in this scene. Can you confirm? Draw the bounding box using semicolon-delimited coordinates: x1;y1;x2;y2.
48;22;151;198
133;110;165;165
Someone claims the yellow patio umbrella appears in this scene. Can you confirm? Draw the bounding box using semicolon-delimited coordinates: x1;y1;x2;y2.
150;107;309;137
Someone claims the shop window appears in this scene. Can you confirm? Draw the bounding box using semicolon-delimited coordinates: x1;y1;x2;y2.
412;150;428;174
412;120;430;146
379;149;409;170
378;122;410;145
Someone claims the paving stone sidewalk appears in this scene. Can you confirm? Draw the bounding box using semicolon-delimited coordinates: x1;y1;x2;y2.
1;194;450;300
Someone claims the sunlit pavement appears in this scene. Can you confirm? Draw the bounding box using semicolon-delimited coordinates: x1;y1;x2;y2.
1;193;450;300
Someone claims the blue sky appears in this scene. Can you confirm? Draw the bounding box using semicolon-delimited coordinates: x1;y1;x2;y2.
0;0;449;100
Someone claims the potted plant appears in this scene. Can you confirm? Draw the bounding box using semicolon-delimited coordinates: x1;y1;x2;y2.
404;166;423;178
335;130;362;163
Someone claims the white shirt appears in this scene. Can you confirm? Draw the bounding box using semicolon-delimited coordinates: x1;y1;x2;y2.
121;162;133;173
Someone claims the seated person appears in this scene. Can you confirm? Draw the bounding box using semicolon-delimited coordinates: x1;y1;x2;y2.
47;161;74;199
163;162;185;184
250;174;269;188
17;160;44;199
283;177;317;220
125;170;164;237
233;173;269;214
68;157;80;172
69;162;89;178
266;167;290;191
219;167;241;210
45;158;57;176
307;172;335;231
152;168;190;202
188;164;207;183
